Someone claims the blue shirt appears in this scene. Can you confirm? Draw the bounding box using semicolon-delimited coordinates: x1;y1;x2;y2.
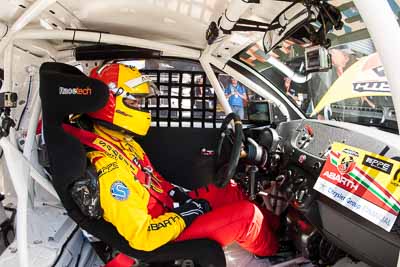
225;84;246;107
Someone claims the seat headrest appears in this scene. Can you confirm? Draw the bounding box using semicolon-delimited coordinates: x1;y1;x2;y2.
40;62;108;116
39;62;109;179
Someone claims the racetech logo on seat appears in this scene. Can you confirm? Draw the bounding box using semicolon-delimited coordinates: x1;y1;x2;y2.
59;86;92;95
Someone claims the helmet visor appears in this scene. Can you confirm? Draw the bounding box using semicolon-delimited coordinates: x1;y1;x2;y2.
122;94;148;110
111;75;159;110
124;75;160;96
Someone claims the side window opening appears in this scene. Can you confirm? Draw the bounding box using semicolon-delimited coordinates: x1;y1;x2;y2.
139;66;222;128
218;73;282;125
121;59;276;128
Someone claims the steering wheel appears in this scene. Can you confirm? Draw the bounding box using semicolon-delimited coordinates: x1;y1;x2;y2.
214;112;243;188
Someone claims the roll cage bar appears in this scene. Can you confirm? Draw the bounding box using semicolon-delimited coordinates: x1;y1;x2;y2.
0;0;400;266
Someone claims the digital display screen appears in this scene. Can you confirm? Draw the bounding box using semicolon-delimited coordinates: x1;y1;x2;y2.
248;101;270;124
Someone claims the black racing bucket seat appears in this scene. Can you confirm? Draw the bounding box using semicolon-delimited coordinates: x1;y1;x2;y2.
39;62;226;267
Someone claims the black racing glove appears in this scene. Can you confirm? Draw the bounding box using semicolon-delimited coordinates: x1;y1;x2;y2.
172;198;211;227
168;187;191;205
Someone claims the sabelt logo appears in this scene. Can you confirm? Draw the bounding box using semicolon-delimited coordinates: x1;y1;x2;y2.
59;86;92;95
362;155;393;174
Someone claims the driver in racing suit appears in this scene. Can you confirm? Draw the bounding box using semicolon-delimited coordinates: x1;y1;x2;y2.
80;63;279;256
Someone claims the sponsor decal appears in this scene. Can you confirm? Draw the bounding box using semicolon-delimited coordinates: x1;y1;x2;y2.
315;179;397;231
314;142;400;232
392;169;400;187
115;109;132;117
362;155;393;174
353;81;390;93
110;181;129;201
59;86;92;95
96;139;139;175
337;154;356;175
342;148;359;158
323;171;359;191
125;75;152;88
147;215;180;231
352;53;391;93
98;162;118;177
93;138;163;194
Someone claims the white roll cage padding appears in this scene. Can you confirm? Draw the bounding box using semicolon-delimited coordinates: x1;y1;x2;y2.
0;0;400;266
353;0;400;131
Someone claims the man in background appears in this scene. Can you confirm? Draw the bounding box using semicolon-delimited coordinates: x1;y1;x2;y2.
225;77;247;119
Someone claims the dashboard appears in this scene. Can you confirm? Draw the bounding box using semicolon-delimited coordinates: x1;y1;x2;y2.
244;119;400;267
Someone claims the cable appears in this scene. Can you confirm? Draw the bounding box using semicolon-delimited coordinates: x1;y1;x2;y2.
16;75;32;130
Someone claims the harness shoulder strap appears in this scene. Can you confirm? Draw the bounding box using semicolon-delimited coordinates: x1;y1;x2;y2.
62;124;173;208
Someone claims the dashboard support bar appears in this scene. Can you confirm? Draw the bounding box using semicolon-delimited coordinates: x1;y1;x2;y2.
199;53;233;117
354;0;400;132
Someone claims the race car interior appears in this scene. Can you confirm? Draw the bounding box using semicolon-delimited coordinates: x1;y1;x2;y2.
36;48;400;267
1;1;400;267
138;67;400;267
38;62;227;267
22;49;400;267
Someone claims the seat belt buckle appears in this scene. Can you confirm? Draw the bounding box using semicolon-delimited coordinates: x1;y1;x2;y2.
143;166;153;188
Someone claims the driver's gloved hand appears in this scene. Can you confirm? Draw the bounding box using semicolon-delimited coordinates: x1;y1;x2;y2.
172;198;211;227
168;187;191;206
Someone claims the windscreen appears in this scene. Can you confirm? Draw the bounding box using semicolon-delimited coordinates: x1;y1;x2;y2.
236;0;400;133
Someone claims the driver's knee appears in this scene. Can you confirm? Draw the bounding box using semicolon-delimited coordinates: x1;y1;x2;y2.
175;199;279;256
235;201;267;240
234;201;279;256
189;181;246;208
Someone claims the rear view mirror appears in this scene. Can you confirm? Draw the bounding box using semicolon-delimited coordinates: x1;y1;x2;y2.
305;45;332;72
247;100;270;125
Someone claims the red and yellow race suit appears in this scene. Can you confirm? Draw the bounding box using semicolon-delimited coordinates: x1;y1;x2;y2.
87;124;185;251
75;124;279;256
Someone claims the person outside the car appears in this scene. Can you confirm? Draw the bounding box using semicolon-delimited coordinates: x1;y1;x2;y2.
283;77;301;106
225;77;247;119
77;63;280;257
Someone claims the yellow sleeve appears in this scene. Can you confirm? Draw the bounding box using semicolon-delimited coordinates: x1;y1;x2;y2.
87;151;187;251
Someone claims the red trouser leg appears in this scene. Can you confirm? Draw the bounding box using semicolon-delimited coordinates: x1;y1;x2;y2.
103;253;136;267
176;182;279;256
187;181;246;207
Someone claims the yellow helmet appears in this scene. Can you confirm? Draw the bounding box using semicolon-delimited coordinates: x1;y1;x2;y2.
88;63;157;136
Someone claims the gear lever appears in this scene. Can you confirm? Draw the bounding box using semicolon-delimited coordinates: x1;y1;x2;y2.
248;165;258;200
